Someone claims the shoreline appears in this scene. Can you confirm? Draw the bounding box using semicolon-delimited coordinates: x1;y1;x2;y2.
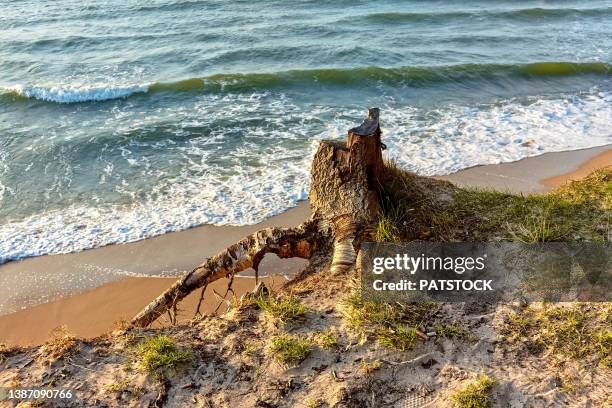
0;275;287;346
0;202;310;317
0;144;609;346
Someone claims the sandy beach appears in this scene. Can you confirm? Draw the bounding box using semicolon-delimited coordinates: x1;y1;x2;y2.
0;202;310;316
0;275;288;346
0;145;609;346
439;144;612;193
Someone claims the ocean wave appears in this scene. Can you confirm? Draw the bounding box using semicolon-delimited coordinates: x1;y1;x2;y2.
3;62;610;104
6;84;150;103
361;7;612;24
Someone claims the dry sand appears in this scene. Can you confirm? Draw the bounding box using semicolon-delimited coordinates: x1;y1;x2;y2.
1;145;609;347
542;148;612;188
439;145;611;193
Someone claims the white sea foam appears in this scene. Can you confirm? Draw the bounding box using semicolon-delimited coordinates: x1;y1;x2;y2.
0;90;610;264
384;90;612;175
7;83;150;103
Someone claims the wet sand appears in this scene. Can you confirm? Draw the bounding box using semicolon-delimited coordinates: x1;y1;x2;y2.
0;275;286;346
1;145;610;346
0;202;310;316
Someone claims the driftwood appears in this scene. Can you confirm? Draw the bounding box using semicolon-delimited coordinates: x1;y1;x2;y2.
131;108;385;327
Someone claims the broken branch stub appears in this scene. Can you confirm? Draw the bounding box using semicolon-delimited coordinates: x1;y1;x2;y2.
131;108;385;327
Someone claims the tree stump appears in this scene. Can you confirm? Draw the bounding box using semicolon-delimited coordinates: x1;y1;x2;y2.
310;107;384;273
131;108;385;327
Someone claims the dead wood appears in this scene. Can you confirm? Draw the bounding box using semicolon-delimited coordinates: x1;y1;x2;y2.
131;108;385;327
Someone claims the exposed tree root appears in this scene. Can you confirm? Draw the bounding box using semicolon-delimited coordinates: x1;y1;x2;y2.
132;108;385;327
131;221;322;327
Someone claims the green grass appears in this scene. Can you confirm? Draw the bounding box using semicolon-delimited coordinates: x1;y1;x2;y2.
435;323;473;341
256;294;307;324
268;335;312;366
312;330;339;350
376;326;419;352
451;374;496;408
105;379;144;398
106;379;130;393
305;398;324;408
241;341;262;358
376;162;611;243
340;291;435;351
596;330;612;368
134;335;193;375
502;303;611;367
374;213;402;242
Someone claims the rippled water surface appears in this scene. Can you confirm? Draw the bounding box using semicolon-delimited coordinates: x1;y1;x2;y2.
0;0;611;262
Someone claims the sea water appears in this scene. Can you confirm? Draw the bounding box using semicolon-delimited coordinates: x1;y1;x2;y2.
0;0;611;262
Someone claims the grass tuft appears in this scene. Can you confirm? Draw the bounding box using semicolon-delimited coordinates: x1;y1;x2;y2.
39;326;77;364
256;294;307;324
268;335;312;366
435;323;473;341
241;340;262;358
340;291;435;351
374;214;402;242
305;398;324;408
105;379;144;398
360;359;382;374
312;330;339;350
376;162;611;243
376;326;419;352
451;374;496;408
134;335;193;375
502;303;611;367
596;330;612;368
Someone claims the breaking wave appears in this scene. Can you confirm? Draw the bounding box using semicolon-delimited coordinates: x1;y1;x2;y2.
2;62;610;104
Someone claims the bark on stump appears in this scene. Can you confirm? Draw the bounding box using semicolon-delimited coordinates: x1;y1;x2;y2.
131;108;385;327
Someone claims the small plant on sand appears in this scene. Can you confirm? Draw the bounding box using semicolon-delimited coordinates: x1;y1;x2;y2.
558;373;578;394
376;326;419;352
312;329;339;350
360;359;382;374
256;294;307;324
39;326;77;364
340;291;435;351
105;379;142;397
502;303;611;367
134;335;192;376
242;340;262;358
268;335;312;366
305;397;324;408
451;374;495;408
435;323;473;341
595;330;612;368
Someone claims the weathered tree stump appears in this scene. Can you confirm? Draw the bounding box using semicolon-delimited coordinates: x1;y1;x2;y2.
131;108;385;327
310;107;384;273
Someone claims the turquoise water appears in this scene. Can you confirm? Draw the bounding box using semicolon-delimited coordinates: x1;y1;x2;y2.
0;0;611;262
